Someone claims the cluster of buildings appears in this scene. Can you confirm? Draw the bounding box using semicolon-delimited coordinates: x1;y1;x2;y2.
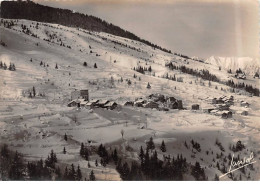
124;93;183;111
192;95;235;119
67;90;118;110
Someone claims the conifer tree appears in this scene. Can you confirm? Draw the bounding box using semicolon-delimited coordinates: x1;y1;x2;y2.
63;147;66;154
146;137;155;150
69;164;76;180
80;143;85;156
147;82;151;89
8;151;24;180
76;165;82;181
94;63;97;68
89;170;95;181
160;140;166;152
32;86;36;97
64;133;68;141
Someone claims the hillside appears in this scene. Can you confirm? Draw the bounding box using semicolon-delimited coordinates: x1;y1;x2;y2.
0;18;259;181
0;1;172;54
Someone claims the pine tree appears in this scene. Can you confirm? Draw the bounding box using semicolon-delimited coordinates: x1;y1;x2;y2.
83;62;87;67
12;64;16;71
40;61;43;66
89;170;95;181
55;63;58;69
144;148;150;174
8;151;24;180
94;63;97;68
80;143;85;156
63;147;66;154
214;174;219;181
63;166;69;180
76;165;82;181
3;63;7;70
160;140;166;152
112;148;118;164
0;61;3;68
64;133;68;141
147;82;151;89
69;164;76;180
88;161;91;168
32;86;36;97
146;137;155;150
121;162;130;180
95;159;98;167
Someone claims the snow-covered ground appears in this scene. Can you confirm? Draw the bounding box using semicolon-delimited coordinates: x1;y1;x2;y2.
0;19;259;181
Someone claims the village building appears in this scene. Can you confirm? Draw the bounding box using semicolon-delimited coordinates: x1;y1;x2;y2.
221;111;232;119
104;101;118;110
144;101;159;109
134;99;146;107
148;93;166;103
202;104;215;113
241;111;248;116
67;100;80;107
240;101;249;107
71;89;89;101
124;101;134;106
96;99;110;108
85;99;100;109
216;104;230;111
192;104;200;110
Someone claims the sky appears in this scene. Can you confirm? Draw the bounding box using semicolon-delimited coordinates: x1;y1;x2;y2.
6;0;259;59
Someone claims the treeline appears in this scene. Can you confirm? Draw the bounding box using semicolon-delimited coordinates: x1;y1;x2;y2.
0;144;93;181
0;61;16;71
226;80;259;96
1;1;171;54
115;137;206;181
166;63;219;82
174;53;204;63
133;66;152;74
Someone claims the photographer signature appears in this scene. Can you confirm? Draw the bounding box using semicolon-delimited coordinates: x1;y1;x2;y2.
219;152;256;178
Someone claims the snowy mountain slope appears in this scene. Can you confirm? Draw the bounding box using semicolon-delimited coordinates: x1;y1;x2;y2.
0;19;260;181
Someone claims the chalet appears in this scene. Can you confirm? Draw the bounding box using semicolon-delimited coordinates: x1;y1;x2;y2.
192;104;200;110
124;101;134;106
134;99;146;107
104;101;118;110
212;98;217;104
86;100;99;109
240;101;249;107
241;111;248;116
80;101;88;107
235;73;246;80
96;99;110;108
71;89;89;101
177;100;183;109
202;104;215;113
149;93;166;103
221;111;232;119
67;100;79;107
217;104;230;111
210;109;218;115
144;101;159;109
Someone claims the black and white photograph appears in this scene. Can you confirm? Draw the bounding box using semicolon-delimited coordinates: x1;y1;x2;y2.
0;0;259;181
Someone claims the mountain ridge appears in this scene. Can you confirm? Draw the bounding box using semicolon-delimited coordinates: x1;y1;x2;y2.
0;0;172;54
